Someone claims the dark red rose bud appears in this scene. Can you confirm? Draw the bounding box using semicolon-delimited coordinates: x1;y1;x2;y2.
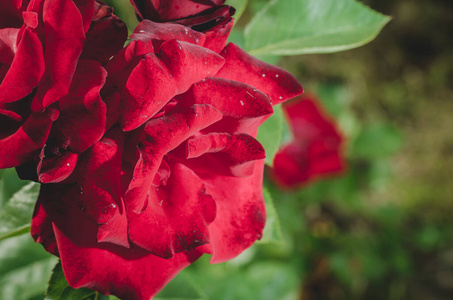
271;94;346;188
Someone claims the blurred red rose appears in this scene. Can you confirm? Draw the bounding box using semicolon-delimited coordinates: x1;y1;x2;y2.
31;17;303;299
271;94;346;188
0;0;127;181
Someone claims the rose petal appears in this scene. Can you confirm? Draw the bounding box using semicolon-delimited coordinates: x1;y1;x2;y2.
271;95;345;187
73;128;125;226
53;223;203;300
131;0;225;22
32;0;86;110
0;109;57;168
31;194;58;256
0;0;26;28
119;40;224;131
72;0;95;33
37;151;78;183
176;133;266;177
203;159;266;263
124;104;222;213
0;28;44;104
131;20;205;56
180;77;273;134
215;43;303;105
80;2;128;65
51;60;107;153
128;163;216;258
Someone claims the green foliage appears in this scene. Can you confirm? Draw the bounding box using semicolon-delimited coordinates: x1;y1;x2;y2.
352;123;403;159
244;0;391;56
257;105;284;166
0;235;57;300
0;168;28;209
225;0;248;22
0;182;39;241
258;187;283;244
46;262;106;300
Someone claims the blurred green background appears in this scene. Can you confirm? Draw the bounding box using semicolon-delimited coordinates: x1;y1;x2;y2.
1;0;453;299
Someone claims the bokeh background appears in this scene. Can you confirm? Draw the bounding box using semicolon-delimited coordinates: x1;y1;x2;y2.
1;0;452;299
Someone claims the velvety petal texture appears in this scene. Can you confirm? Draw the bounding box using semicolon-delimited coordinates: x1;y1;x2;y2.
0;0;126;176
24;3;305;300
131;0;226;22
271;94;346;188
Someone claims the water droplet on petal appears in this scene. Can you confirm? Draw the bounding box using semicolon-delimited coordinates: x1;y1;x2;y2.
240;100;244;106
66;163;70;167
262;73;266;77
276;74;279;78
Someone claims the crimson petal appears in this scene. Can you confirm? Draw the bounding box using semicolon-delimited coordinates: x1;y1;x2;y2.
215;43;303;105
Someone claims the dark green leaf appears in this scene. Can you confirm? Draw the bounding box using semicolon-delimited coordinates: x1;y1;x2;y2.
0;182;39;241
244;0;391;56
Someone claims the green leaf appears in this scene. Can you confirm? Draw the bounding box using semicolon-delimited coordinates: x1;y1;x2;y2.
0;234;58;300
0;182;39;241
46;261;100;300
258;187;283;244
257;104;284;166
0;168;28;209
352;123;403;159
244;0;391;56
155;269;206;300
225;0;248;22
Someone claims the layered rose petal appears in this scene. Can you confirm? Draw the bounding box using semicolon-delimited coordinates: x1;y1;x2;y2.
216;43;304;105
203;159;266;263
124;104;222;213
32;180;202;300
119;39;224;130
55;224;203;300
131;20;206;56
80;2;128;65
0;0;26;28
0;109;58;169
32;0;89;110
0;28;44;104
179;77;273;134
271;95;345;188
128;163;216;258
37;151;79;183
51;60;107;154
177;133;266;177
131;0;226;22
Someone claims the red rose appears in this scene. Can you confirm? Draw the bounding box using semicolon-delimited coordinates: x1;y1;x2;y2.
0;0;126;180
271;94;346;188
32;19;303;299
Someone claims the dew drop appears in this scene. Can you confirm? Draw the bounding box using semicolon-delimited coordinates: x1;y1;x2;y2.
177;44;182;50
240;100;244;106
66;163;70;167
139;30;145;33
262;73;266;77
275;74;279;78
279;96;283;100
